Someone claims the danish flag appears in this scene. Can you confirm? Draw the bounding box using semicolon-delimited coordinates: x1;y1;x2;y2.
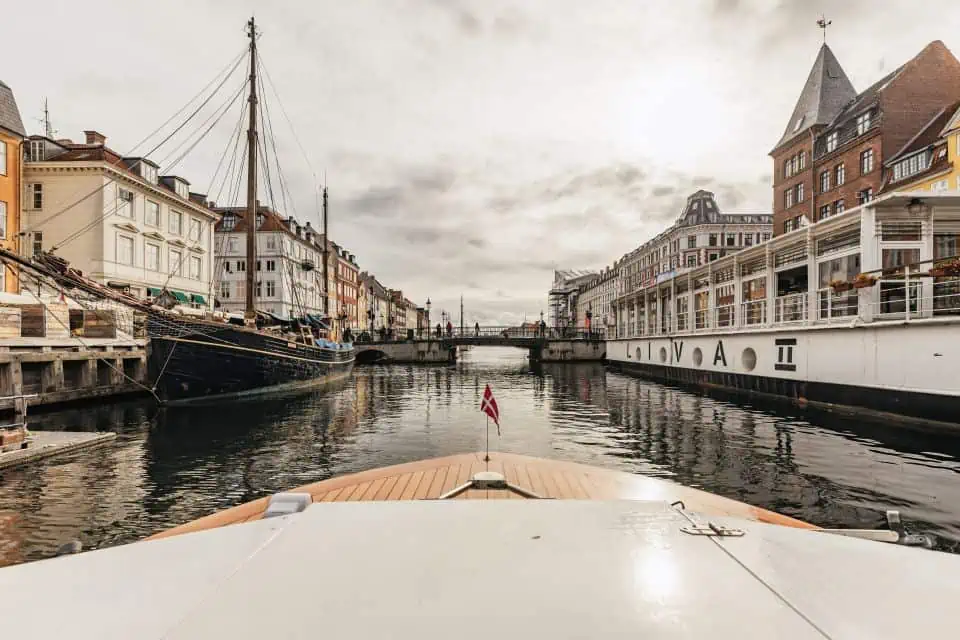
481;384;500;435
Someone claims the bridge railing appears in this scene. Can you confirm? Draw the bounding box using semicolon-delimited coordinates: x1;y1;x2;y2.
355;325;606;343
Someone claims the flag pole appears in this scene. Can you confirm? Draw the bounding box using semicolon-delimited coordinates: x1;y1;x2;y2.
485;415;490;466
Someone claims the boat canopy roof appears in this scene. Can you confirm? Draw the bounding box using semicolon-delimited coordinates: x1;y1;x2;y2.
1;499;957;638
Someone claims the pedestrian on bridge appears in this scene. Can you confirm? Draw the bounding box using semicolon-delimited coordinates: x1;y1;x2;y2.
475;322;480;337
436;323;442;338
446;320;453;337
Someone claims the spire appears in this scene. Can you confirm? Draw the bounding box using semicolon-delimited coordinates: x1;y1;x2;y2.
773;43;856;152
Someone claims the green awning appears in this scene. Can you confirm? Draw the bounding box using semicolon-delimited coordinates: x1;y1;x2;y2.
147;287;162;296
171;291;189;303
191;294;206;304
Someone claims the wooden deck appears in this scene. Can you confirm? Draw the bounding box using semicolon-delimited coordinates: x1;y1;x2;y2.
148;452;815;541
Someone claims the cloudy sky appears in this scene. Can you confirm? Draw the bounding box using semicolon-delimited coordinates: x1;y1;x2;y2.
5;0;960;324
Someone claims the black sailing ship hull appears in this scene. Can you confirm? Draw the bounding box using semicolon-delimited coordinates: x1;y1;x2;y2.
147;317;354;405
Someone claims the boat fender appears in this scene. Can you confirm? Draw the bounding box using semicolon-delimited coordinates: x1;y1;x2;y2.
263;492;313;519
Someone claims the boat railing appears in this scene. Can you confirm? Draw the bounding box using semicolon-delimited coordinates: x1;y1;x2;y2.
816;288;859;321
714;304;735;328
741;300;767;326
774;293;807;324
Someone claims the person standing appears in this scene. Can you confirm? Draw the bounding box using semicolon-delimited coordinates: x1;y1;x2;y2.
474;321;480;337
446;320;453;337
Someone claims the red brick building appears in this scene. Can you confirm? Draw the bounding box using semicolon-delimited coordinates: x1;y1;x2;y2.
771;41;960;236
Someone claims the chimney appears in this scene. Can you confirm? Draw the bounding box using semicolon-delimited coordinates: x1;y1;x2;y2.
84;130;106;145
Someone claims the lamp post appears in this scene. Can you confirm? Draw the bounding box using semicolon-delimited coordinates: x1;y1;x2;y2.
425;297;432;339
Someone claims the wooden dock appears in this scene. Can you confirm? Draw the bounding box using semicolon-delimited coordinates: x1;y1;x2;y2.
0;431;116;471
149;452;815;541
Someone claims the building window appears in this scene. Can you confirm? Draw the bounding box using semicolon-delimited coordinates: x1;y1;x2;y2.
169;249;183;275
265;280;276;297
145;200;160;226
0;141;6;176
32;231;42;257
227;237;238;253
686;255;697;267
856;112;871;136
118;188;134;218
860;148;874;175
223;214;236;231
266;259;276;271
145;243;160;271
798;151;806;170
762;233;771;242
237;260;246;271
796;182;804;203
175;181;189;199
826;132;838;153
0;201;5;239
223;261;232;273
29;183;43;210
255;281;262;298
725;233;736;247
932;179;949;191
857;188;873;205
744;234;753;247
835;163;845;186
784;188;794;208
142;163;158;184
220;281;230;299
265;235;277;250
28;139;45;162
687;235;696;248
835;200;845;215
169;210;183;235
117;235;134;266
820;170;830;193
189;218;202;242
820;204;831;220
189;255;202;280
708;234;717;246
708;252;719;262
256;260;262;271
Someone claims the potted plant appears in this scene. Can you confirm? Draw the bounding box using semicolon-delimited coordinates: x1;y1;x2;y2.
852;273;877;289
830;279;853;293
930;257;960;277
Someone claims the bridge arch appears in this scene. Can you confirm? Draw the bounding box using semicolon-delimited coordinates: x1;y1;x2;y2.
355;348;390;364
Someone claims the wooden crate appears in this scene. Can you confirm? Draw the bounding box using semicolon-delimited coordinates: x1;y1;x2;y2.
45;303;70;339
20;305;45;338
0;307;21;338
76;310;118;339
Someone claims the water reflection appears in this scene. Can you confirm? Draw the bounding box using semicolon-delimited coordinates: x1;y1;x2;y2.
1;346;959;565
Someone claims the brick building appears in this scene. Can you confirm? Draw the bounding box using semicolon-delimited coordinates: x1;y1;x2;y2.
771;41;960;235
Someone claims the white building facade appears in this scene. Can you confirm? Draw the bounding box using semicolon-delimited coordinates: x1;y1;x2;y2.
214;207;325;319
23;131;218;308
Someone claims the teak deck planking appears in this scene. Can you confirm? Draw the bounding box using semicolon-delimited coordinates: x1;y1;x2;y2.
148;452;815;541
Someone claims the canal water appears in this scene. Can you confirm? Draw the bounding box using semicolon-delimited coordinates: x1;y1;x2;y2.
2;346;960;566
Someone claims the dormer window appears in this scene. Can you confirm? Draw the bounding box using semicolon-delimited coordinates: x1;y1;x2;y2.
792;116;804;132
141;163;158;184
28;139;45;162
856;112;871;136
223;213;236;230
174;180;189;199
826;132;838;153
256;213;264;228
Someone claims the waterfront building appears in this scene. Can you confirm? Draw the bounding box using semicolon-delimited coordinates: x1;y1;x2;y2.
334;244;359;334
608;191;960;426
548;269;597;330
389;290;407;330
0;81;24;294
23;131;219;307
356;281;369;333
213;206;324;319
881;102;960;193
403;298;418;332
614;190;772;320
772;41;960;235
360;272;391;336
576;265;621;332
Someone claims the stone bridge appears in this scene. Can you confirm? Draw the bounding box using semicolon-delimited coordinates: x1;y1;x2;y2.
353;326;606;364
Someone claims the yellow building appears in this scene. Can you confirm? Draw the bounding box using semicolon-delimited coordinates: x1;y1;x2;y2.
0;80;25;293
883;101;960;193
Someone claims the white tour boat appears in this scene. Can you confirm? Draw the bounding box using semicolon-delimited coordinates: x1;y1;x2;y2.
0;451;955;638
607;192;960;429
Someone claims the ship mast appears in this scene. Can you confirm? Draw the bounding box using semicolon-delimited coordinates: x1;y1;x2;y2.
244;17;259;324
322;185;329;321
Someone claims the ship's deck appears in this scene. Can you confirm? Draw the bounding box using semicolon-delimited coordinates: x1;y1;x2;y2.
149;452;814;541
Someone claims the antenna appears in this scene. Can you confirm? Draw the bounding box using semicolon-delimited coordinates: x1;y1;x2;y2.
817;15;832;44
34;98;56;138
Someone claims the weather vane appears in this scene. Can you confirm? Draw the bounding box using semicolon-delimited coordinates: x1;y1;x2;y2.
817;14;832;44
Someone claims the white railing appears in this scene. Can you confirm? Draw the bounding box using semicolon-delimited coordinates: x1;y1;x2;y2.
741;300;766;326
694;309;710;330
817;288;858;320
775;293;807;323
714;304;735;328
933;277;960;314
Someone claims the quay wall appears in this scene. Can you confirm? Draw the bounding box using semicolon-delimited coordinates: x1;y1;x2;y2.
606;319;960;429
0;338;148;412
533;340;605;363
355;341;456;364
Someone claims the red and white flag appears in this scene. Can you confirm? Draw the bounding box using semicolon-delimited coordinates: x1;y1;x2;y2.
481;384;500;435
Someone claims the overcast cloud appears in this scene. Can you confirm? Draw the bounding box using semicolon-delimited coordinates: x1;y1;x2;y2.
4;0;959;324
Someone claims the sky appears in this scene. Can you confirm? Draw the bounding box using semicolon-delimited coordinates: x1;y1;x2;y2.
4;0;960;325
